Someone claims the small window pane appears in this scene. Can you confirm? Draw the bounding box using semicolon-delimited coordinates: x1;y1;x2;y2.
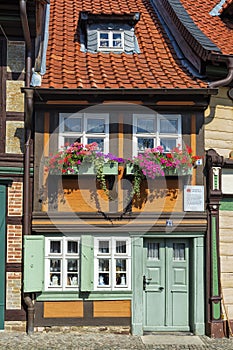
67;274;78;286
50;259;61;272
86;138;104;151
138;137;154;152
50;241;61;254
147;242;159;260
116;259;127;285
160;138;176;152
67;259;79;286
173;243;185;261
99;259;109;271
87;119;105;133
67;241;78;254
160;119;178;134
137;119;154;133
113;33;122;47
98;259;110;286
50;274;61;286
116;259;126;271
99;274;109;286
100;33;109;47
64;117;82;132
116;241;126;254
50;259;61;286
99;241;109;254
67;259;78;272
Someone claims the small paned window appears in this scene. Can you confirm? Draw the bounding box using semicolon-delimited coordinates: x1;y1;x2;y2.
133;114;182;155
98;30;124;51
45;237;80;291
173;243;185;261
147;242;160;260
59;113;109;152
94;237;131;290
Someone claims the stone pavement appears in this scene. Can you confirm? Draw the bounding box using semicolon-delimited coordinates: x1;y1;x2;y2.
0;331;233;350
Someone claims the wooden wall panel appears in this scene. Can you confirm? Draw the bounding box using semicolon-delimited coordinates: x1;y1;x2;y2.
132;178;184;212
58;177;109;212
93;300;131;318
44;301;84;318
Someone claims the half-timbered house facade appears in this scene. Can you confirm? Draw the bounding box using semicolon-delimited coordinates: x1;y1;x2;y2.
1;0;233;337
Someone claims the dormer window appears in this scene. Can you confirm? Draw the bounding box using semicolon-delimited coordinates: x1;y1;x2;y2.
98;30;124;51
79;12;140;54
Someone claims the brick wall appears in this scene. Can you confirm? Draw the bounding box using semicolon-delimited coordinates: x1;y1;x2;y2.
4;40;25;318
7;224;22;263
8;182;23;216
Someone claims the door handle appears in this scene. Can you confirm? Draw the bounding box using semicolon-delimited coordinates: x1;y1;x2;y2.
143;275;152;290
159;286;164;291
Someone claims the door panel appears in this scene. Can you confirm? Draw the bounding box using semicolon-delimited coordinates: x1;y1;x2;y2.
144;238;189;331
143;239;165;327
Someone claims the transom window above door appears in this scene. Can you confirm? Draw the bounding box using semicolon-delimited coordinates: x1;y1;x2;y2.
59;113;109;152
133;114;182;155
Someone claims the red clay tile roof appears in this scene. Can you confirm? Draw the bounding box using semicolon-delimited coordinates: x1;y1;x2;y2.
180;0;233;56
41;0;207;89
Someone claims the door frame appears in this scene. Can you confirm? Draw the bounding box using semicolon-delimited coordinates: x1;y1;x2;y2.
131;232;205;336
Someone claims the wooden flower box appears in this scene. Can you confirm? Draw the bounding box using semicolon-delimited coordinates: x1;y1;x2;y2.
62;162;118;175
126;163;193;176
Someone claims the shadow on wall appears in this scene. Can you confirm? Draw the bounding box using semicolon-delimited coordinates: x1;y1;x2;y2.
14;127;25;154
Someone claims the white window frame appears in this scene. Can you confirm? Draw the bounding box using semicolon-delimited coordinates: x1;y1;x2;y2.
45;236;80;291
94;236;131;291
97;30;124;51
59;113;109;153
132;113;182;156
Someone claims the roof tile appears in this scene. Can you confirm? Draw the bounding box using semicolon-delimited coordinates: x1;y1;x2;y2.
42;0;208;89
180;0;233;55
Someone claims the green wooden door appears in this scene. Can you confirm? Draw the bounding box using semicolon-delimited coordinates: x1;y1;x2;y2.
143;238;189;331
0;186;6;330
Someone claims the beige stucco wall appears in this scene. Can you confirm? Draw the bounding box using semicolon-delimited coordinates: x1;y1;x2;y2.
205;87;233;319
205;88;233;157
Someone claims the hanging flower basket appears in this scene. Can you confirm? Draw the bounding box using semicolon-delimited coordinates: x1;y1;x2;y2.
45;142;123;197
126;145;200;198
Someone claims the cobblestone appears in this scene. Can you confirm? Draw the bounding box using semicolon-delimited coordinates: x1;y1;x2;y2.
0;332;232;350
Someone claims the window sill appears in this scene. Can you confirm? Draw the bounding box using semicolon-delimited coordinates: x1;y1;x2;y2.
37;290;132;301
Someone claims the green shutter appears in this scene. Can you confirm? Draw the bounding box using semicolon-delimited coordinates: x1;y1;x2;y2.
80;235;94;291
0;186;6;329
24;235;44;292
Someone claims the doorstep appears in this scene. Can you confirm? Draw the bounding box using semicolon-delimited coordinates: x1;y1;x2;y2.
141;333;204;345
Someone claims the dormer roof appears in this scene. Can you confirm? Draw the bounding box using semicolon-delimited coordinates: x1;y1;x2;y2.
179;0;233;56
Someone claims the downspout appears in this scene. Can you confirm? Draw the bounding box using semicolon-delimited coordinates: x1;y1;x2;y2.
209;57;233;88
24;295;34;335
19;0;34;335
19;0;32;87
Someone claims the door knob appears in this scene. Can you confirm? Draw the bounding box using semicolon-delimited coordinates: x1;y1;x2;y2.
159;286;164;291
